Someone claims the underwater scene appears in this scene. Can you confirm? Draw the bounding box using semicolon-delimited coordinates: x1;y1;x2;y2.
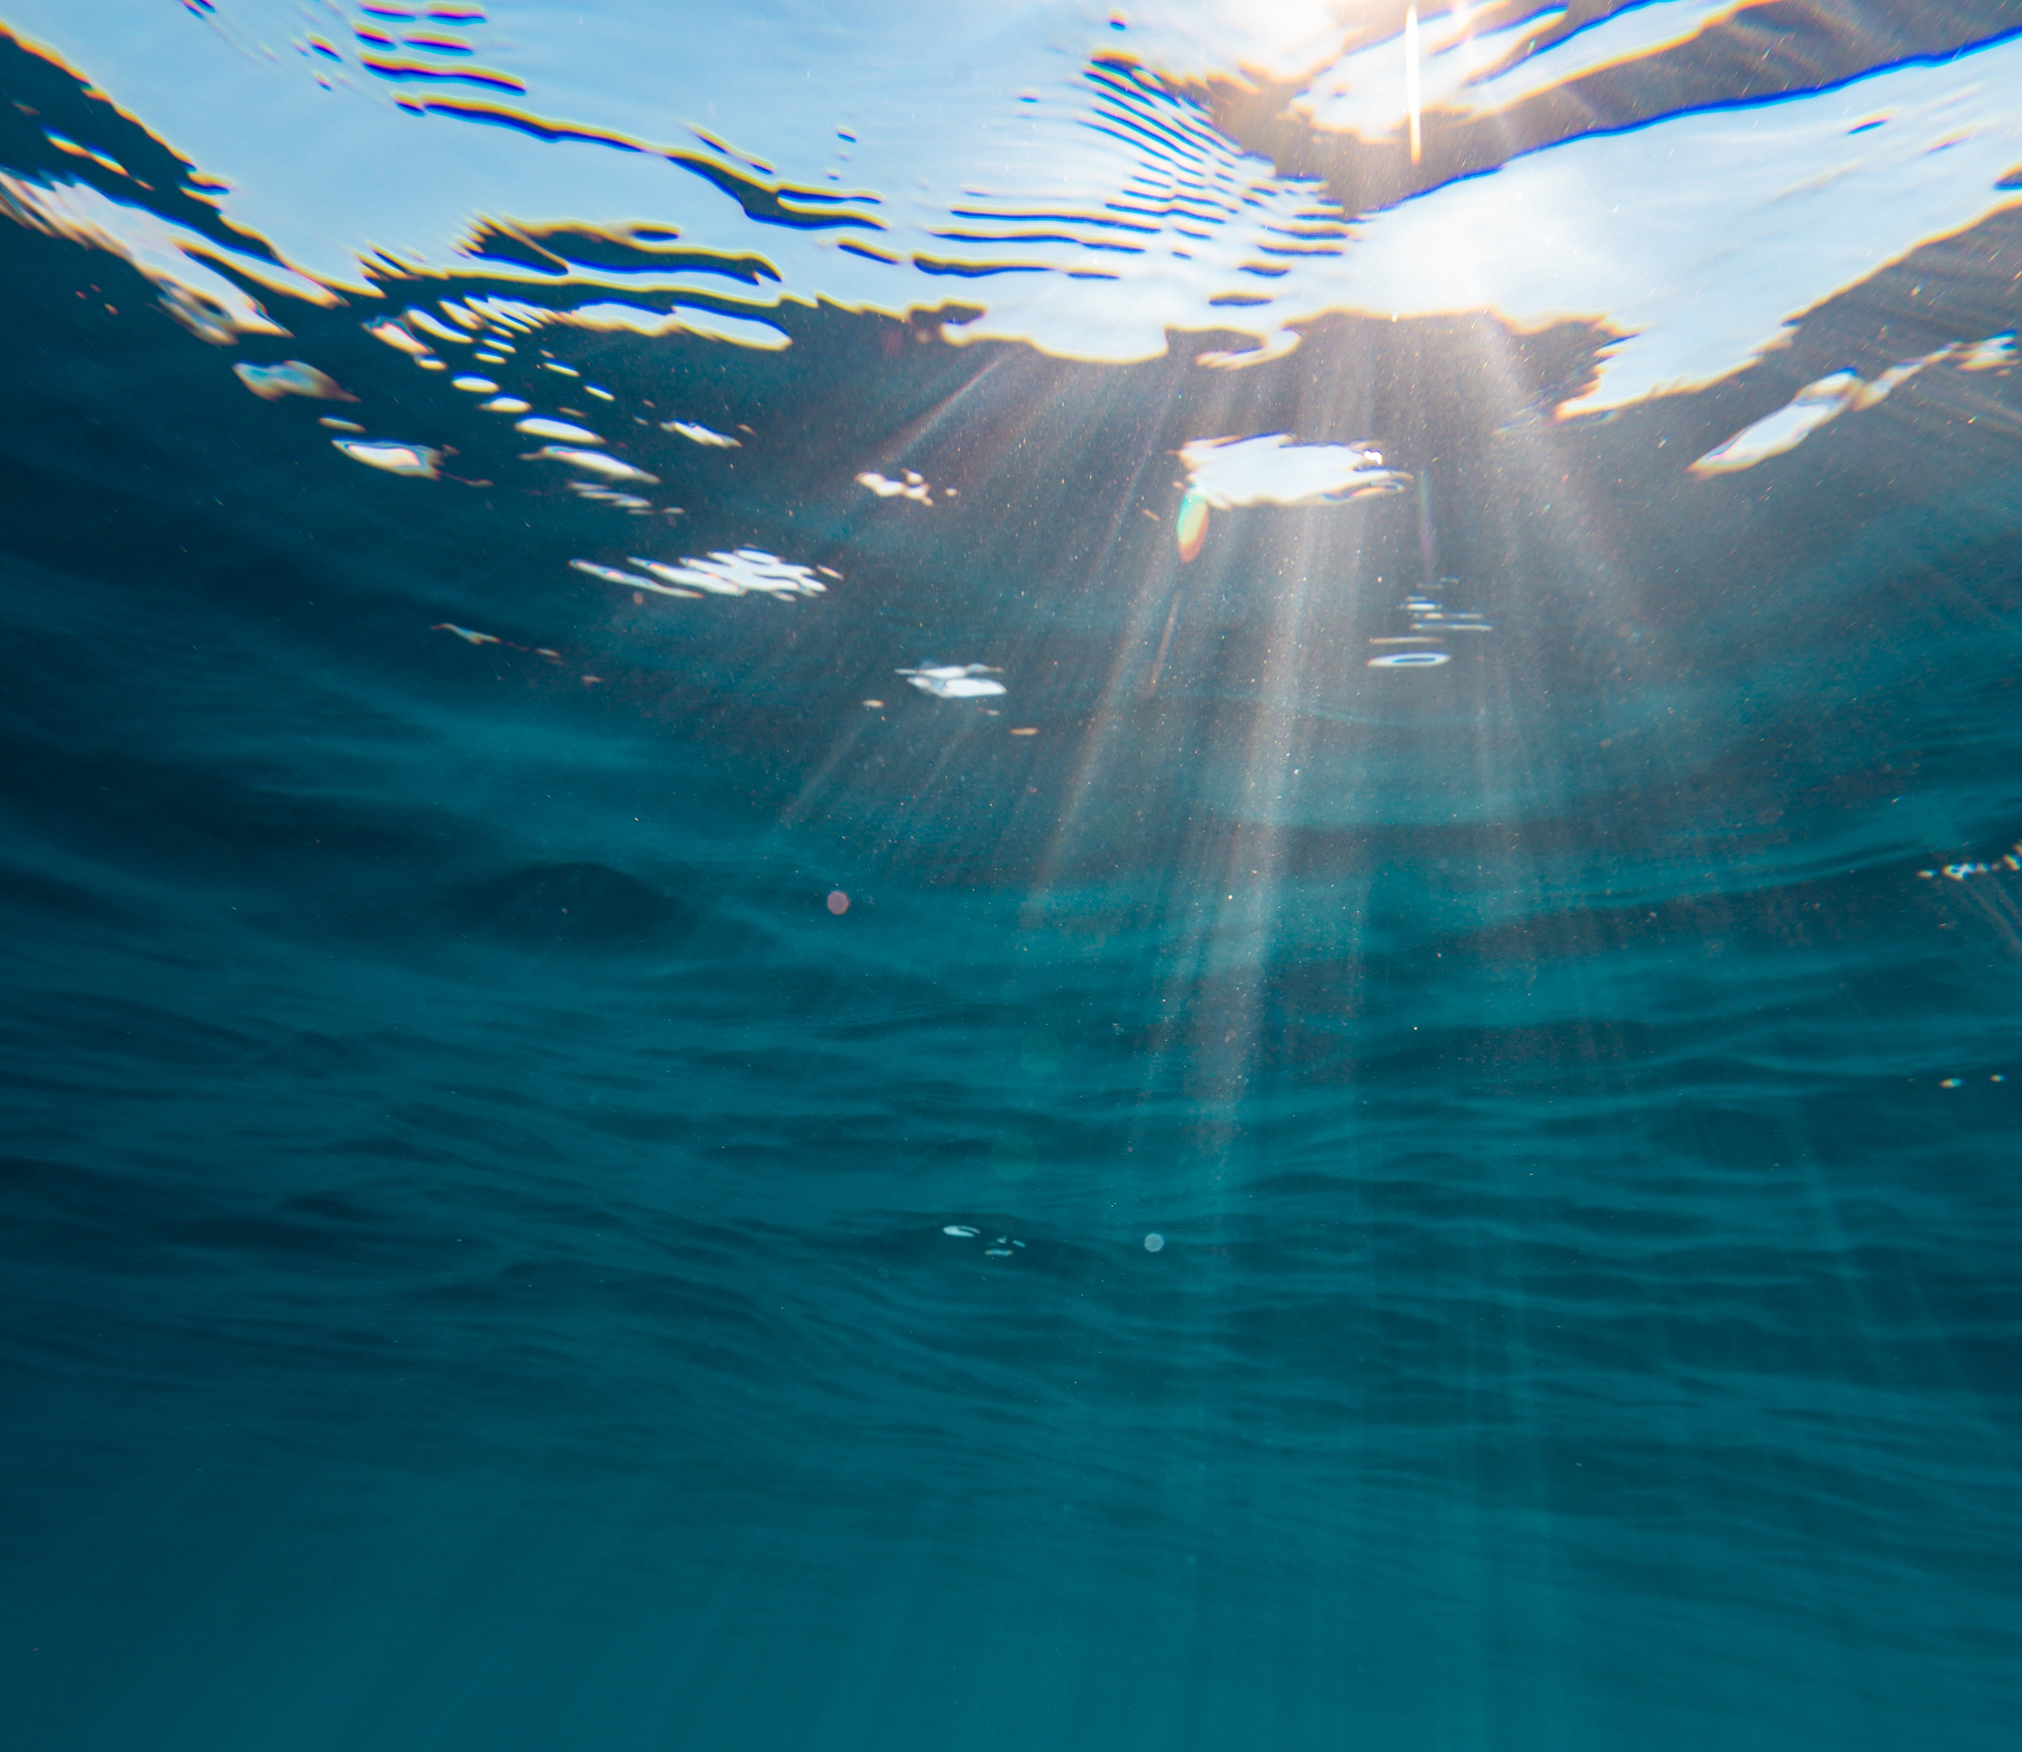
1;3;2019;1748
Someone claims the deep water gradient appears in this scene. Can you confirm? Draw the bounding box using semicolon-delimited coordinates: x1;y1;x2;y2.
4;25;2022;1752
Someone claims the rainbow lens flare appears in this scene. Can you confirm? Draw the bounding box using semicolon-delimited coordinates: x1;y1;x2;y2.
1175;489;1209;562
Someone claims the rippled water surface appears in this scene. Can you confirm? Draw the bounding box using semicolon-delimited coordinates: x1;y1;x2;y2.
2;5;2019;1748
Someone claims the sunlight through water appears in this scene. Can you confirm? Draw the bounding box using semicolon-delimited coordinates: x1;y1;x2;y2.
2;4;2020;1751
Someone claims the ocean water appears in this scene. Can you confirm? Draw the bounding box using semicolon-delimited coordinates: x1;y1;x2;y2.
2;5;2020;1749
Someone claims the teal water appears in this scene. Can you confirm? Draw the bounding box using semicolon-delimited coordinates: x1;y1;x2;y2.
2;8;2020;1749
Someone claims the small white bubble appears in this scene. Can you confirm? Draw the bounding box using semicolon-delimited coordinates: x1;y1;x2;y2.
1143;1232;1165;1253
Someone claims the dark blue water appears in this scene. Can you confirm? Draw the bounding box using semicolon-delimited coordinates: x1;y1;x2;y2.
3;12;2021;1750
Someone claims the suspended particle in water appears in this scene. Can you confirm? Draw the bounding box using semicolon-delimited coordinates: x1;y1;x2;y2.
827;890;850;915
1175;489;1208;562
1143;1232;1165;1253
944;1225;979;1237
1940;1077;1961;1088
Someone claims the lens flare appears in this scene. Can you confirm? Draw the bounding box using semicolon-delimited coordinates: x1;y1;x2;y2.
1404;3;1423;165
1175;489;1209;562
